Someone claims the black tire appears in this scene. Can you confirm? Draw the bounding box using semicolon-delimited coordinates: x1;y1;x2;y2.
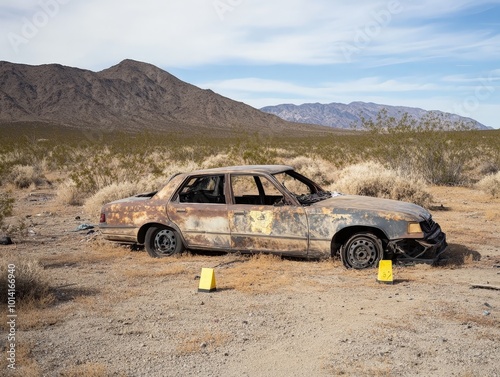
341;233;383;269
145;226;184;258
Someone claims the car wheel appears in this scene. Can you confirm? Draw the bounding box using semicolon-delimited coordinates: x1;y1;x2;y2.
145;226;184;258
341;233;383;269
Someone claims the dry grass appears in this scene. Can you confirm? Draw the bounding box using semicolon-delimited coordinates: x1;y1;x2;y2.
221;254;297;293
56;179;85;206
59;363;110;377
331;162;433;207
475;171;500;198
0;341;42;377
0;255;53;307
434;301;498;328
175;330;231;355
40;240;131;268
82;179;160;217
122;263;190;279
7;164;46;189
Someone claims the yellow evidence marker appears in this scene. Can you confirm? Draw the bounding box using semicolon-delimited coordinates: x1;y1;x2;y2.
198;268;217;292
377;260;394;284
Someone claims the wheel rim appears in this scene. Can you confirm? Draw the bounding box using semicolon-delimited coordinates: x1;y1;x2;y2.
153;229;177;256
346;236;379;269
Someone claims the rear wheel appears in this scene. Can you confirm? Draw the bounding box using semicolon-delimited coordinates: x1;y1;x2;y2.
145;226;184;258
341;233;383;269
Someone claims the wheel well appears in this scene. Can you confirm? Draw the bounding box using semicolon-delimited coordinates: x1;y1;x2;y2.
331;226;388;257
137;223;169;244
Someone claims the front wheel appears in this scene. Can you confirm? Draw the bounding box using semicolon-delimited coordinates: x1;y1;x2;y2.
341;233;383;269
145;226;185;258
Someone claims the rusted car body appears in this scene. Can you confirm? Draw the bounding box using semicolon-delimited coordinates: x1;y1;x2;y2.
99;165;447;269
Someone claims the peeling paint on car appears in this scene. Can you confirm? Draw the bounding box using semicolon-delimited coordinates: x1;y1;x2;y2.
99;165;447;268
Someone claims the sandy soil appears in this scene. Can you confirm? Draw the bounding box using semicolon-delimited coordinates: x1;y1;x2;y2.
1;185;499;377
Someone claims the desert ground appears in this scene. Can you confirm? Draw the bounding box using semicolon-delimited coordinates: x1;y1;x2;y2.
1;183;499;377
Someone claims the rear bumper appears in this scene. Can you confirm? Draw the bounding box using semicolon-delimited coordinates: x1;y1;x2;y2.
99;224;138;243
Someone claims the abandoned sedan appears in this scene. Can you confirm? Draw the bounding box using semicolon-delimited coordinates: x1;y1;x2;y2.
99;165;447;269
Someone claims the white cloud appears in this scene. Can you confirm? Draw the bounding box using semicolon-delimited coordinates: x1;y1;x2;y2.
2;0;499;68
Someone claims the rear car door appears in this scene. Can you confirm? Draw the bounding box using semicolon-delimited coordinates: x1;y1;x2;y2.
168;174;230;250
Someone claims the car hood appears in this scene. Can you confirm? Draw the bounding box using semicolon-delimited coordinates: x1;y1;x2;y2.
312;194;430;221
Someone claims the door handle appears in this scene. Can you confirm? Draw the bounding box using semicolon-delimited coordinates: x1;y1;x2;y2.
176;209;187;213
234;210;245;215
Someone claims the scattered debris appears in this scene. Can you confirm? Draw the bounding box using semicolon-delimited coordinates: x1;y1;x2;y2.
470;284;500;291
0;236;13;245
74;224;95;231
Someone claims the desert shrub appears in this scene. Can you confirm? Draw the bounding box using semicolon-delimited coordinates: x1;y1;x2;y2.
201;153;243;169
83;181;145;218
282;156;336;186
360;110;480;185
0;191;14;228
83;178;167;217
56;180;86;206
331;162;432;207
0;256;53;307
7;164;45;189
475;172;500;198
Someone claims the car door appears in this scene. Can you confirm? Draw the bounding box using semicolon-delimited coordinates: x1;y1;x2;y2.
228;173;308;255
168;174;231;250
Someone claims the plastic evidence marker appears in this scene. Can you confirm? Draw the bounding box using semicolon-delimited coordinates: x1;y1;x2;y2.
377;260;394;284
198;268;217;292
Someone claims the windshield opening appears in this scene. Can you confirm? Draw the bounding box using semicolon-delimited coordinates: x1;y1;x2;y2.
273;170;332;205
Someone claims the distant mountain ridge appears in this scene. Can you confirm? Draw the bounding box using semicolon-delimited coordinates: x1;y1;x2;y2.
260;101;490;130
0;59;321;135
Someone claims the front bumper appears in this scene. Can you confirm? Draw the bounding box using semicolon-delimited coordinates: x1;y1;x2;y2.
388;216;448;265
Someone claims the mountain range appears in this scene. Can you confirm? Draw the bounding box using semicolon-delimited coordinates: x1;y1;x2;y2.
0;59;490;134
260;102;490;130
0;59;325;136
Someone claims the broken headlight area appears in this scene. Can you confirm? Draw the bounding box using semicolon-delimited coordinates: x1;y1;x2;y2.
388;217;448;265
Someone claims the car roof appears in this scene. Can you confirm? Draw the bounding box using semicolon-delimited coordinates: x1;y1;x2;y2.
186;165;294;175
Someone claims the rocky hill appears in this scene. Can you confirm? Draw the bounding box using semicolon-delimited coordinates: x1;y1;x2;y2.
261;101;490;130
0;59;323;135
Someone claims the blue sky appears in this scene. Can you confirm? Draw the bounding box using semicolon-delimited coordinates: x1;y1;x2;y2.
1;0;499;128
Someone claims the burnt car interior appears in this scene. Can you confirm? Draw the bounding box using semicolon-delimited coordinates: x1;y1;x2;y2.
231;174;286;205
176;170;335;206
178;175;225;204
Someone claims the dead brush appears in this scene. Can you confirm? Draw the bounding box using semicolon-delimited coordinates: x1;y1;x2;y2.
122;263;189;279
475;171;500;198
40;239;131;268
0;341;41;377
0;255;53;308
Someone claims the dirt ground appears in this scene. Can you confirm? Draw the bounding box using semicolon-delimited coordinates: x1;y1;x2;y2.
1;184;499;377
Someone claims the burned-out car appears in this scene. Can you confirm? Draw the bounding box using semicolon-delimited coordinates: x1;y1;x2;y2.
99;165;447;269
